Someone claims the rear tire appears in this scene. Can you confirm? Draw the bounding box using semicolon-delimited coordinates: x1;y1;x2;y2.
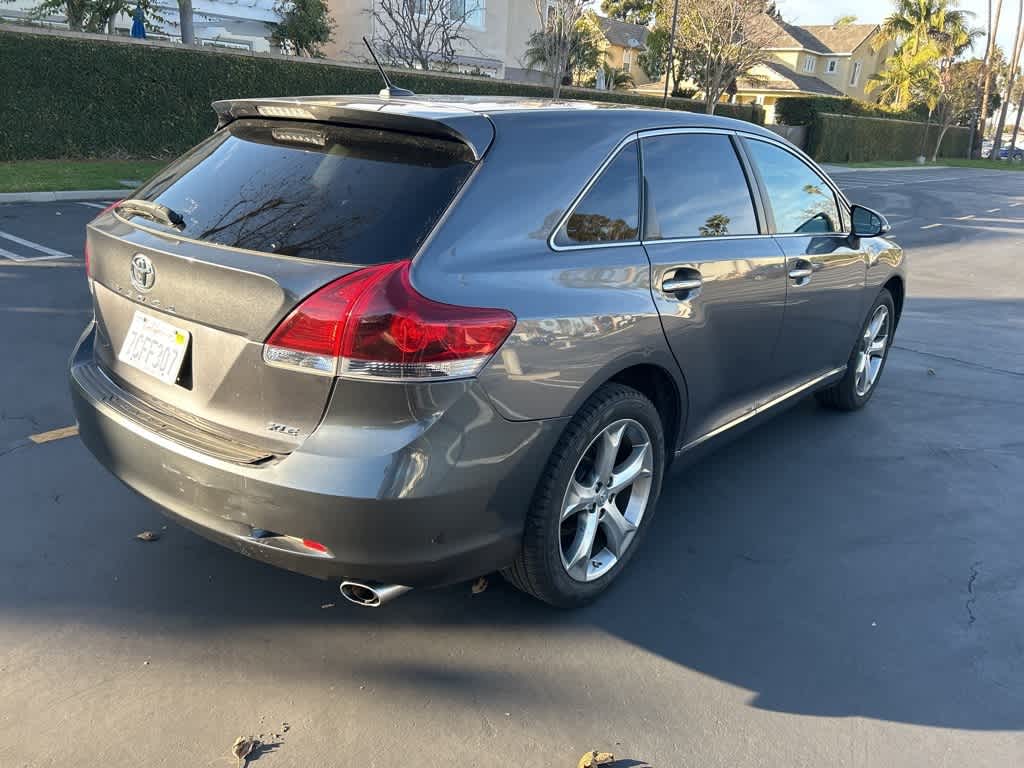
504;383;665;608
816;288;895;411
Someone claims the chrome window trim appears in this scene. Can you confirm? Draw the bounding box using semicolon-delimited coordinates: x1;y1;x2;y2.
548;126;856;253
547;133;642;253
642;233;775;247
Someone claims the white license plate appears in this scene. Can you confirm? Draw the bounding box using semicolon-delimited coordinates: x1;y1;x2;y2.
118;311;190;385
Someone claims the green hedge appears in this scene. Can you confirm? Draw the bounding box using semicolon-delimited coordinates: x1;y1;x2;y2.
775;95;929;126
809;113;970;162
0;28;763;161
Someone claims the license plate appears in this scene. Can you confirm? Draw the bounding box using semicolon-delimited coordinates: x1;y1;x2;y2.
118;311;190;385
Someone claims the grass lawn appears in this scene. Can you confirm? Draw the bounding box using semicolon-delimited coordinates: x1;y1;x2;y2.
832;158;1024;171
0;159;168;193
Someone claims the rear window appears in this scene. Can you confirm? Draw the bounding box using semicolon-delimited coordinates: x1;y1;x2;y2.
129;119;475;264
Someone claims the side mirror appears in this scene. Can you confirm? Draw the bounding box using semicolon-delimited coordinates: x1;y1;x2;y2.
851;205;891;238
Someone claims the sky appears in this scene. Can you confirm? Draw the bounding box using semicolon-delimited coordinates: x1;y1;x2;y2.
776;0;1019;54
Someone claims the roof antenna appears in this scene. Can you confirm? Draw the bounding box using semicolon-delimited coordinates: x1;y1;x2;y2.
362;36;415;99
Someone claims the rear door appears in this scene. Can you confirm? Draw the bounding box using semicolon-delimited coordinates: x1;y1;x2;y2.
640;130;788;444
85;119;476;451
740;137;866;394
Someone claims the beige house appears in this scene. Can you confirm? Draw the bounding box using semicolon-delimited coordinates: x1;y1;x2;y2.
598;17;653;87
323;0;539;80
737;18;897;122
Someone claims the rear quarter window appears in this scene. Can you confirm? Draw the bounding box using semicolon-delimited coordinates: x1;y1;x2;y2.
129;120;475;264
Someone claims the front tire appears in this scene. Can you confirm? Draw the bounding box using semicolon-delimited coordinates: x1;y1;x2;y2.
504;383;665;608
816;288;895;411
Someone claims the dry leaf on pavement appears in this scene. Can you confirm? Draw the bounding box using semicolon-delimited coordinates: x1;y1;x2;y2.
135;531;160;542
471;576;489;594
578;750;615;768
231;736;257;767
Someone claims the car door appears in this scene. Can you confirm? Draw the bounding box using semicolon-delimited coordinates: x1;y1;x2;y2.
741;137;867;394
640;130;788;444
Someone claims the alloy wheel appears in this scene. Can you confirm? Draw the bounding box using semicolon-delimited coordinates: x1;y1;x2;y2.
559;418;654;582
855;304;890;397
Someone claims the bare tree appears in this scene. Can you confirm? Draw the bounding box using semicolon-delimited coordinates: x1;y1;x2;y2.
532;0;589;99
371;0;481;70
991;0;1024;158
931;60;979;160
677;0;779;114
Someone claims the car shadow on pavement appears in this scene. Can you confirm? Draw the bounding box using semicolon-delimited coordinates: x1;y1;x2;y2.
0;302;1022;737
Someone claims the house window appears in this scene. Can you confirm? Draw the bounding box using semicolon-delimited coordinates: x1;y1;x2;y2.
850;61;862;86
418;0;485;28
803;56;815;73
622;49;632;74
825;59;837;74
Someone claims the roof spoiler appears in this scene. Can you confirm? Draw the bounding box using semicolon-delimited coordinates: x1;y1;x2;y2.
211;98;494;161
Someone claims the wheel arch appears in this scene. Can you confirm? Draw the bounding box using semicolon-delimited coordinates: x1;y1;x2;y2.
883;275;905;330
562;359;688;457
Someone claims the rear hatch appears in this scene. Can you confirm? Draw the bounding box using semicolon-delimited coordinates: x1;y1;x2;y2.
85;117;477;455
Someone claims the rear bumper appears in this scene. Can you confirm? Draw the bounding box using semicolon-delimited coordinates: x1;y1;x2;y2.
70;323;565;587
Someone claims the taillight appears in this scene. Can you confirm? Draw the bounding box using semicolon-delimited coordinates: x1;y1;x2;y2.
264;261;515;381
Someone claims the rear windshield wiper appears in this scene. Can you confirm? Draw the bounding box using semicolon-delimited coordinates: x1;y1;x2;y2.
116;199;185;230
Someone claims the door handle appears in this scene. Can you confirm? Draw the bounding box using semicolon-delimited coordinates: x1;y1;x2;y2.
788;259;813;285
663;276;702;293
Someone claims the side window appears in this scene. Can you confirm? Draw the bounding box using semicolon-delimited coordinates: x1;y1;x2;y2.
555;142;640;246
641;133;759;240
745;140;842;235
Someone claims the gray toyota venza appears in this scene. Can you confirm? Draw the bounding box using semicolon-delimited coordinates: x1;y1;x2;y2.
70;95;905;608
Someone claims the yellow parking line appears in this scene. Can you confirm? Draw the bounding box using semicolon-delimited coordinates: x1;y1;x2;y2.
28;425;79;444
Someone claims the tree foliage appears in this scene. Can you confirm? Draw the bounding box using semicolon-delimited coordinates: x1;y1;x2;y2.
272;0;334;57
870;0;980;109
599;0;655;25
16;0;162;32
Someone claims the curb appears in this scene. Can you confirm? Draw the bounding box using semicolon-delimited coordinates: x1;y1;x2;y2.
0;189;127;204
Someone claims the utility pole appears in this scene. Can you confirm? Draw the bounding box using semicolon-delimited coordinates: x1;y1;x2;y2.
662;0;679;108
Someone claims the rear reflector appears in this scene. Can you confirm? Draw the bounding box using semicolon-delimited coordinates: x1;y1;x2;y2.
264;261;515;381
301;538;329;553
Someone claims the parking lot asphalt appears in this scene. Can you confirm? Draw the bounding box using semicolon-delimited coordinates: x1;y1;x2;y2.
0;168;1022;768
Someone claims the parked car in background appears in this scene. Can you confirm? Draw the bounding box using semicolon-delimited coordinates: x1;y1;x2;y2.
982;141;1023;160
70;96;905;608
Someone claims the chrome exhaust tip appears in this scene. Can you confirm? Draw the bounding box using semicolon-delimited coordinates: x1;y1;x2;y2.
340;580;412;607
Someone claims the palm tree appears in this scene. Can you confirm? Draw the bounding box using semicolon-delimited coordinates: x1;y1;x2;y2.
867;44;940;108
875;0;980;106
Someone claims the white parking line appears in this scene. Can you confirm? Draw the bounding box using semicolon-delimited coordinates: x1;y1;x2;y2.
955;215;975;220
920;223;943;230
77;202;107;210
987;208;1001;213
1011;202;1022;207
0;230;72;261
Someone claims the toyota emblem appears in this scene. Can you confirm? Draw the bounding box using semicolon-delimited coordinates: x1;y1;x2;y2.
130;253;155;292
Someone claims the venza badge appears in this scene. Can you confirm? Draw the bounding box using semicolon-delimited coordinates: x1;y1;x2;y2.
130;253;156;292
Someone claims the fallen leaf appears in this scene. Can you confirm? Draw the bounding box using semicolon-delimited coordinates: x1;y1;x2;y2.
471;576;489;595
135;530;160;542
231;736;257;767
578;751;615;768
927;368;936;376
